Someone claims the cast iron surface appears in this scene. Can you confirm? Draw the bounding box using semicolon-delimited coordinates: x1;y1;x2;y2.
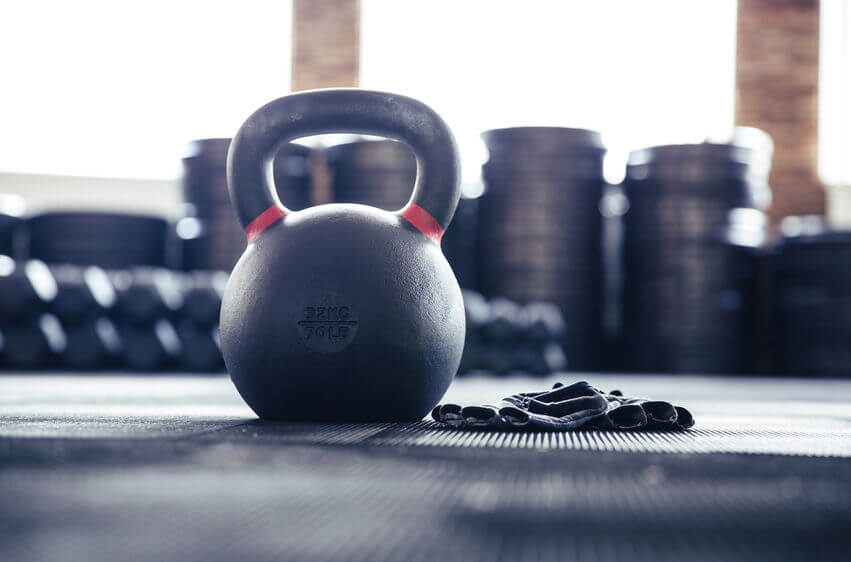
1;374;850;562
222;89;464;421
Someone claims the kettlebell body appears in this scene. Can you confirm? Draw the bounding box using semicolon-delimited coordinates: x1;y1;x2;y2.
220;89;465;421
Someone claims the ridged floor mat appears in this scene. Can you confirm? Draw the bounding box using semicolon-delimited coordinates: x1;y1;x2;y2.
3;442;849;562
2;374;850;561
198;416;851;457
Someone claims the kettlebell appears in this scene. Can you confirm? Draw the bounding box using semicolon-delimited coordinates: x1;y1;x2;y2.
221;89;466;421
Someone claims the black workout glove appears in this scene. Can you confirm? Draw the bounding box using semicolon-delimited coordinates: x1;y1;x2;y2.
585;389;695;430
432;381;694;431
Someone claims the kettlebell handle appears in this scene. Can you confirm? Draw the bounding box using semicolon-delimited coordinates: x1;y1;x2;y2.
227;89;460;242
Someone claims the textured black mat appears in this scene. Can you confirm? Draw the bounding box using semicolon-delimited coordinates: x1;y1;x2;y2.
1;374;850;561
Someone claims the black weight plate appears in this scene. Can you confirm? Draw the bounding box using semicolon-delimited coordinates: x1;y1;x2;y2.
478;260;602;282
333;168;415;187
26;212;168;240
623;305;751;331
626;159;758;183
478;260;603;279
183;138;231;165
479;220;601;240
623;321;748;344
479;208;602;232
326;139;416;172
628;142;761;167
26;213;169;268
479;190;603;213
624;176;761;207
477;281;599;304
624;241;757;270
479;282;602;307
625;196;762;225
482;127;604;151
478;253;600;274
480;199;603;219
180;241;239;272
623;277;755;302
483;157;604;181
483;164;605;187
480;231;601;250
185;140;311;211
477;284;601;305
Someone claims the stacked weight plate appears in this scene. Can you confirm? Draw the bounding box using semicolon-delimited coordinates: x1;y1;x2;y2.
25;212;169;268
180;139;311;271
477;127;605;371
327;139;416;210
772;217;851;377
327;139;478;289
621;131;772;374
441;196;478;289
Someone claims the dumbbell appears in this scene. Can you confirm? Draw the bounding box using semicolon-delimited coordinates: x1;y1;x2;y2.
462;290;490;337
480;342;515;375
177;322;224;372
63;317;122;370
516;302;566;343
112;268;184;324
482;297;522;343
182;270;227;326
542;342;568;373
118;319;181;371
457;332;485;375
51;265;116;324
0;257;57;321
2;314;66;369
512;344;547;375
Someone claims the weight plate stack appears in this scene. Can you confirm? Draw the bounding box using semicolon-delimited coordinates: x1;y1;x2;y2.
327;139;478;289
441;195;478;289
772;217;851;377
181;139;311;271
25;212;169;269
477;127;606;371
327;139;417;211
621;132;772;374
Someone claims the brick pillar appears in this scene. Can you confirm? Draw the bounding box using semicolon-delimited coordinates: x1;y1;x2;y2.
291;0;360;204
291;0;360;92
735;0;824;221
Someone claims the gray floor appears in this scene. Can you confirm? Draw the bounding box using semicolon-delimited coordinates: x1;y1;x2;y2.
1;373;850;561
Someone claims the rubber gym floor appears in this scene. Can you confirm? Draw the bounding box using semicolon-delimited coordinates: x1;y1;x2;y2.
1;373;849;561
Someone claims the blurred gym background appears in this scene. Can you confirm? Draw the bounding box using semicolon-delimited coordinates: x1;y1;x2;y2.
0;0;849;377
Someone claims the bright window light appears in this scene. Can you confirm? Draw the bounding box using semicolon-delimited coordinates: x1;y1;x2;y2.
820;0;851;188
0;1;292;179
361;0;737;184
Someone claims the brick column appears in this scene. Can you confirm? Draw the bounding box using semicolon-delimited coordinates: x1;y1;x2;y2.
735;0;824;221
291;0;360;92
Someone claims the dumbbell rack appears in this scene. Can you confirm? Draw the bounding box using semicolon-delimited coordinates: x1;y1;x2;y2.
0;260;227;372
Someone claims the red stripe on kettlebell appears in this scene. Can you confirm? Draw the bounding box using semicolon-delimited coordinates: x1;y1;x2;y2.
245;205;287;242
400;203;444;243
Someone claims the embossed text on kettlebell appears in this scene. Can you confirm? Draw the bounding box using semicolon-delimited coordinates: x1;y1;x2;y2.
297;302;359;354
